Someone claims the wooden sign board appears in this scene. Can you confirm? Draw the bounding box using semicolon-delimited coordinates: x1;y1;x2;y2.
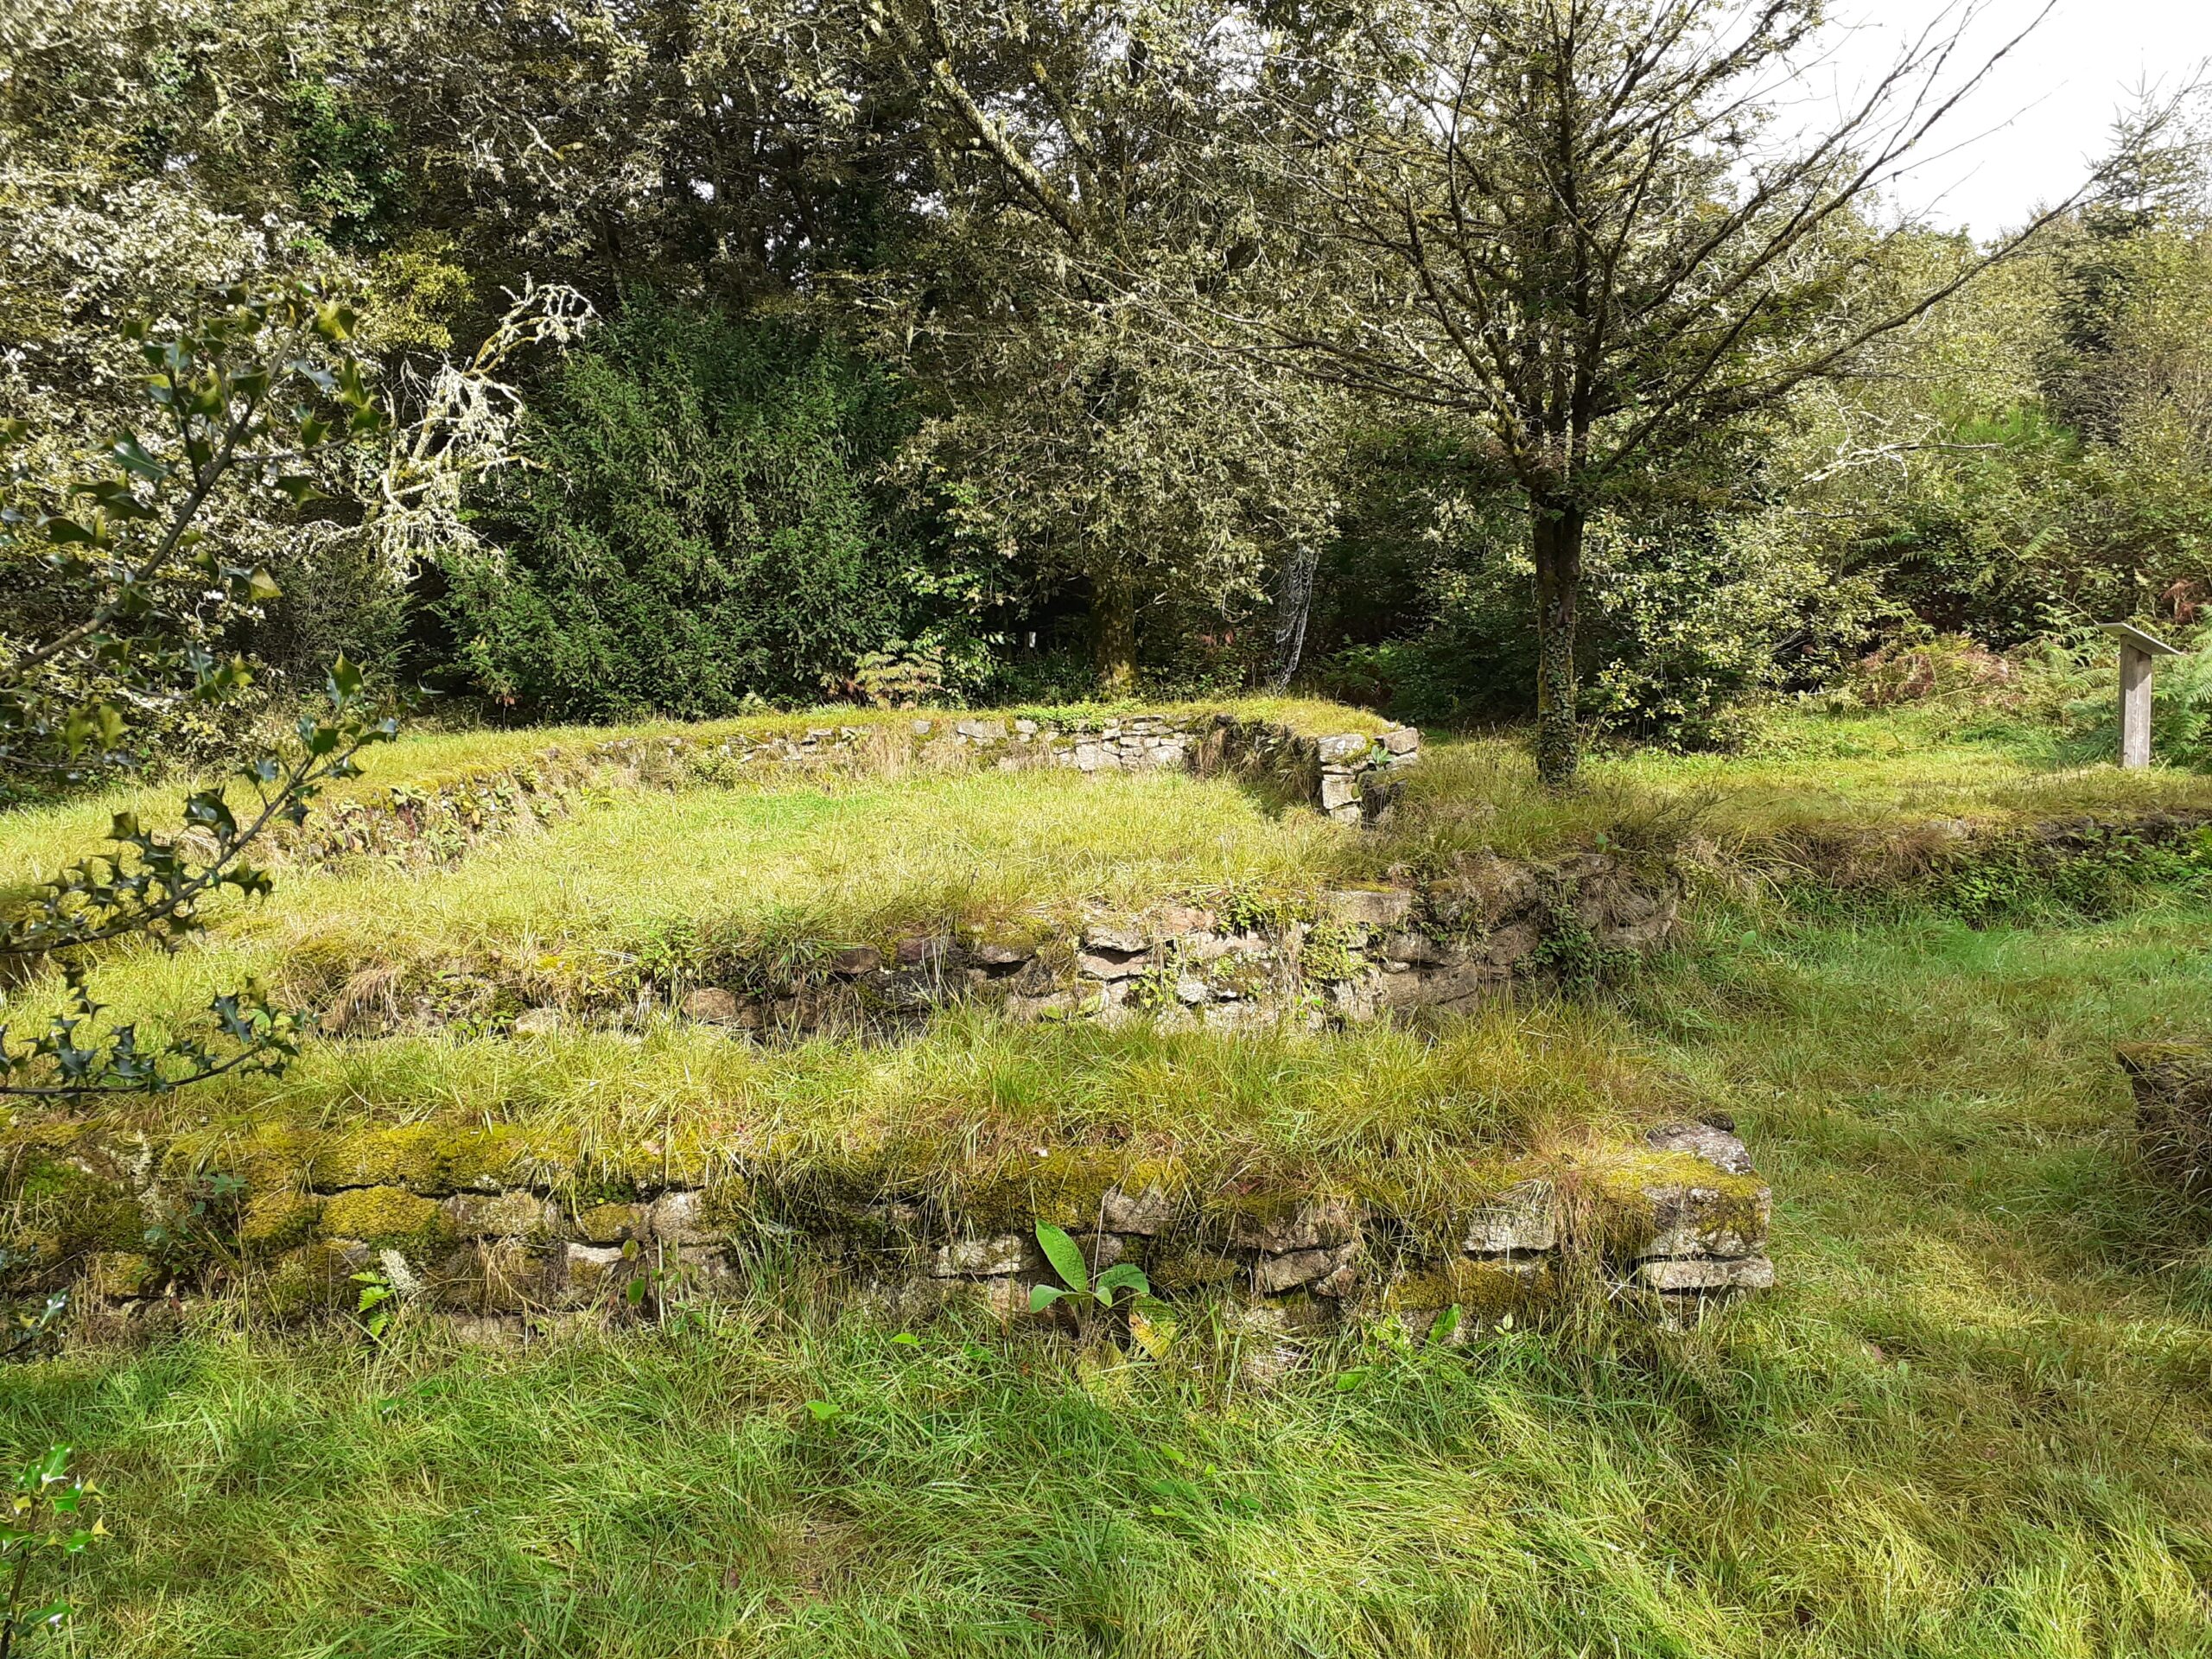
2097;622;2184;769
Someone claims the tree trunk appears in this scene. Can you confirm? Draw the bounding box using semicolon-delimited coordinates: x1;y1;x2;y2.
1532;499;1585;789
1094;569;1138;696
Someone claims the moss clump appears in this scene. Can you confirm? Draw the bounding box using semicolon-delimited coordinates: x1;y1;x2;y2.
318;1185;451;1257
83;1251;163;1301
1149;1245;1244;1293
258;1243;357;1319
7;1154;143;1255
308;1124;466;1193
239;1191;324;1255
956;1147;1186;1234
165;1123;314;1198
1579;1148;1770;1257
1387;1256;1554;1321
573;1203;645;1245
1299;919;1368;986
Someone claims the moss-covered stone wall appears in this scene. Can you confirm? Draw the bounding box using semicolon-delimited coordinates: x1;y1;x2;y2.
4;1117;1771;1345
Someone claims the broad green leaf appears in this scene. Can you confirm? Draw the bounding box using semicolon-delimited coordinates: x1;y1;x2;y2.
111;435;167;480
1093;1262;1149;1303
1033;1222;1088;1294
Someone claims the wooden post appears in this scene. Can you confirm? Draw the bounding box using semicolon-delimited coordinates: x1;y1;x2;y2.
2098;622;2183;769
2120;641;2153;768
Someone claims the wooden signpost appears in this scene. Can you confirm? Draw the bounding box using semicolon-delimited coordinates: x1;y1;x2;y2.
2098;621;2183;769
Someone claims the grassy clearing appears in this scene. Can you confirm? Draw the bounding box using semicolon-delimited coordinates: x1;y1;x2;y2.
29;763;1364;1040
16;701;2210;1042
10;702;2212;1655
8;894;2212;1656
1390;706;2212;869
0;696;1392;896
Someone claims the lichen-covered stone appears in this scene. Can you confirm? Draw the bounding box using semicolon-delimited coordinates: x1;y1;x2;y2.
1227;1196;1361;1255
442;1190;560;1242
1252;1243;1359;1294
1077;949;1150;981
259;1242;358;1319
931;1235;1035;1278
573;1202;645;1245
1101;1185;1176;1235
679;987;741;1024
647;1189;722;1244
1586;1149;1770;1260
1083;922;1149;954
1643;1119;1753;1175
1462;1182;1556;1255
562;1243;635;1305
1319;889;1412;929
1636;1255;1775;1294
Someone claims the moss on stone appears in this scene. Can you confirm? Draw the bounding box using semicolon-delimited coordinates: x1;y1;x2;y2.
318;1185;451;1256
1387;1256;1554;1320
1148;1244;1245;1294
571;1202;645;1245
239;1191;324;1255
308;1123;464;1193
957;1147;1187;1233
1579;1148;1771;1257
8;1154;143;1255
258;1242;357;1319
83;1250;162;1301
165;1122;315;1198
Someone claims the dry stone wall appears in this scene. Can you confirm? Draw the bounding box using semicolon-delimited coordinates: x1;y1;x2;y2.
328;853;1682;1045
287;709;1419;868
7;1116;1773;1347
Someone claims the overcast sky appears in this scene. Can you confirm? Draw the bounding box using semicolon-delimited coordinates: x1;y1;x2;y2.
1795;0;2212;238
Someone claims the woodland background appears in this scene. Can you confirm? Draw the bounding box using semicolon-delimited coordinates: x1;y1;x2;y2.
7;0;2212;771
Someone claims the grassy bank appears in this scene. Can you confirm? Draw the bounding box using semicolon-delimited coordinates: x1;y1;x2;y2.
7;893;2212;1656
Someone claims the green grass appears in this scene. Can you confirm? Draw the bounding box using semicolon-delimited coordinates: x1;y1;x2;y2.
20;763;1367;1047
1390;706;2212;868
10;702;2212;1655
0;696;1393;898
9;894;2212;1656
14;698;2210;1047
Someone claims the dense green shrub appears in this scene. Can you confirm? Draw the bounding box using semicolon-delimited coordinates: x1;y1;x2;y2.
442;304;938;719
1308;497;1828;747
